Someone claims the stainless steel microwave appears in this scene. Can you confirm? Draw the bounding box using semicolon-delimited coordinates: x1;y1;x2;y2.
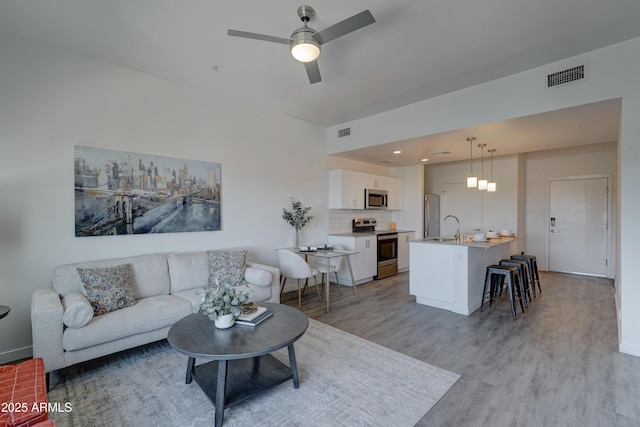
365;189;388;209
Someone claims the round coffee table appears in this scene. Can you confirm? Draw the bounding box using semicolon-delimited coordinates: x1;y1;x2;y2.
167;302;308;427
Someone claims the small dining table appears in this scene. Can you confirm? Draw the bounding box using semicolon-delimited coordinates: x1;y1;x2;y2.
293;248;359;313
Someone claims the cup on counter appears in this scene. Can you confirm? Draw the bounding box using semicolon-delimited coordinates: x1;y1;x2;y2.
486;231;498;238
472;233;486;241
500;229;512;236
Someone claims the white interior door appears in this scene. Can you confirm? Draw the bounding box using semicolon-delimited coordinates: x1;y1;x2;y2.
549;177;608;276
442;181;481;235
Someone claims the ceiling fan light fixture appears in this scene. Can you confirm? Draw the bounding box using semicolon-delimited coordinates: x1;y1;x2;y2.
290;28;320;62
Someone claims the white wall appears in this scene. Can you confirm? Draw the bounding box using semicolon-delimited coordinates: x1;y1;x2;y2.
424;155;520;234
327;37;640;356
390;165;423;238
0;34;328;362
423;142;616;271
525;142;617;273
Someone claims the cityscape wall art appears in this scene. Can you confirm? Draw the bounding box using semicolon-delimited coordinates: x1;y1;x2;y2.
74;145;221;237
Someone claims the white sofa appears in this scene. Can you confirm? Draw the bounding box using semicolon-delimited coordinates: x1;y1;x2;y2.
31;250;280;385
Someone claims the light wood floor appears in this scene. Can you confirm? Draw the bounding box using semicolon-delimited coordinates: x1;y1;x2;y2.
280;271;640;426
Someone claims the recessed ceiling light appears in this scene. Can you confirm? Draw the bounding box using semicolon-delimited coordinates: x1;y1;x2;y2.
393;150;402;154
421;158;429;162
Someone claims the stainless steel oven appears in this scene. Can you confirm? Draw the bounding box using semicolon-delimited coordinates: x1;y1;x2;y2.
376;232;398;279
352;218;398;280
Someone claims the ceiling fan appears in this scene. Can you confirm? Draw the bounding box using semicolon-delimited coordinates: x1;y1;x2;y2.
227;5;375;84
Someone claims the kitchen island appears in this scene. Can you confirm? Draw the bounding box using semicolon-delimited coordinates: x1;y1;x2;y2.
409;235;525;315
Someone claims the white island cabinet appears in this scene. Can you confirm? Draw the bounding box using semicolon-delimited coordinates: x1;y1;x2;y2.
328;234;377;285
409;236;524;315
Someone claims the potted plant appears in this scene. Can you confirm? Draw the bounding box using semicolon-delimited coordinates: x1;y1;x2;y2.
197;280;253;329
282;197;314;249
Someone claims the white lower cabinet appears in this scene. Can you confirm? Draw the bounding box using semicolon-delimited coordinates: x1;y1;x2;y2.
397;231;414;271
328;235;377;285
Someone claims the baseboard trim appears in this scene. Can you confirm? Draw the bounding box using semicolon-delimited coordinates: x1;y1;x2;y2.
0;346;32;364
619;342;640;357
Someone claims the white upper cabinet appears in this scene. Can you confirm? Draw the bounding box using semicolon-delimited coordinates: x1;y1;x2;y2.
379;175;404;210
329;169;403;210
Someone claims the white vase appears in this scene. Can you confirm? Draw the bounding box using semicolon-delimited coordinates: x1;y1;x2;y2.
214;313;235;329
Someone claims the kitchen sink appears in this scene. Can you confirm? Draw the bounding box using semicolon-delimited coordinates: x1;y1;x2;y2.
424;237;457;242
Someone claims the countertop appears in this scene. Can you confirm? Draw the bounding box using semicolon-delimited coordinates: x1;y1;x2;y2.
328;229;415;237
412;235;524;248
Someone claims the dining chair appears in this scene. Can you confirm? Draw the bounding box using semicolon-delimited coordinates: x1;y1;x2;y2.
308;245;344;296
276;248;322;308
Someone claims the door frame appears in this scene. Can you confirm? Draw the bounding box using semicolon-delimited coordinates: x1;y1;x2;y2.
547;174;614;278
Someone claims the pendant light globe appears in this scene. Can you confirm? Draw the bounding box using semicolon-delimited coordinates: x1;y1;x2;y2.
466;137;477;188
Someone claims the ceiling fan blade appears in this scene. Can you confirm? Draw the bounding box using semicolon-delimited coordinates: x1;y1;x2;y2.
304;60;322;84
227;29;290;45
314;10;375;44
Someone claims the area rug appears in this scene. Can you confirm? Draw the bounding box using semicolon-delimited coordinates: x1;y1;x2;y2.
48;319;459;426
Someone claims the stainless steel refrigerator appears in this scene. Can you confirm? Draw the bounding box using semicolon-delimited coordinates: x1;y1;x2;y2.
424;194;440;238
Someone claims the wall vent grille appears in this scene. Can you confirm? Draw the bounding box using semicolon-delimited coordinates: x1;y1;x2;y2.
547;65;585;88
338;127;351;138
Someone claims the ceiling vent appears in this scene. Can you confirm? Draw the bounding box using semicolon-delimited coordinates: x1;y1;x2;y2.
547;65;585;88
338;127;351;138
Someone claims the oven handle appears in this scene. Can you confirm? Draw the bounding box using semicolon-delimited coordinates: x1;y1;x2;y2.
377;234;398;240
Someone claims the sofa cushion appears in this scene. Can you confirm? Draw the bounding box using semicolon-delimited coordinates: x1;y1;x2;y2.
61;292;94;328
172;288;203;313
173;279;272;313
77;265;136;316
52;254;170;299
62;295;191;351
208;250;246;287
168;252;209;293
244;267;272;287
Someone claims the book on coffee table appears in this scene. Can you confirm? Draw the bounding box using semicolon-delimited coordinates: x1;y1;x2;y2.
237;306;267;321
235;309;274;327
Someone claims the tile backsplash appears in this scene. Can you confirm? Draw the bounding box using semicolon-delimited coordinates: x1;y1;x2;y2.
328;209;393;233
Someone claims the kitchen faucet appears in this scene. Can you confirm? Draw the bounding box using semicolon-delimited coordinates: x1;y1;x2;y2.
442;215;461;243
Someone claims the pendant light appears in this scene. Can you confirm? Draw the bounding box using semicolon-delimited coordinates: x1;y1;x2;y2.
466;137;477;188
477;143;487;190
487;148;497;192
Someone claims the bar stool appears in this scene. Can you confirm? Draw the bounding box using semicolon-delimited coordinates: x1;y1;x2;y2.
511;253;541;296
480;265;525;320
499;259;531;306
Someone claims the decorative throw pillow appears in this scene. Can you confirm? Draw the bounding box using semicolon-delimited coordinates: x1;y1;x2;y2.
77;264;136;316
61;292;94;328
207;250;247;287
